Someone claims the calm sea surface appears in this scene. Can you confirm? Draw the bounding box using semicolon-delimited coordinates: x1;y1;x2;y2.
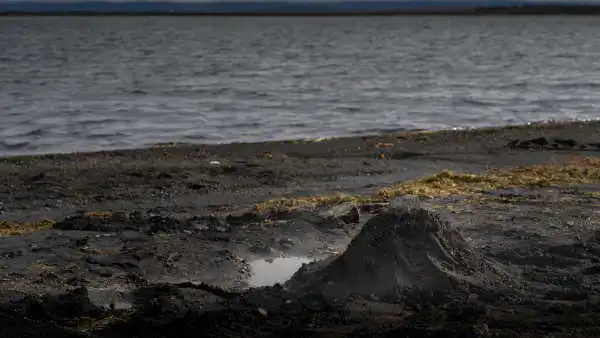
1;16;600;156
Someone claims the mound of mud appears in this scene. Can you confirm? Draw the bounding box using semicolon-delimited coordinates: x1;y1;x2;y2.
286;206;519;299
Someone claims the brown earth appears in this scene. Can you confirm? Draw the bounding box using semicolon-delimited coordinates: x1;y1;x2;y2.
2;120;600;337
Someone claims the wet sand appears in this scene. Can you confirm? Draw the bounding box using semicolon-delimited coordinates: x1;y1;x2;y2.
2;120;600;337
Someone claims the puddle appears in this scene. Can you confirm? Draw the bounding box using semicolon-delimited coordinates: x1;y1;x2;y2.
247;256;314;287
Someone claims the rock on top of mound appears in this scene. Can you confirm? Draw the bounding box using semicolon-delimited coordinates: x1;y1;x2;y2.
286;206;518;299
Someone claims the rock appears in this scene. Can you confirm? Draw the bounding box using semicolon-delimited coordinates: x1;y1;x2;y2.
391;195;423;212
340;206;360;224
72;237;90;247
145;216;186;234
226;211;263;226
581;264;600;275
279;238;295;250
507;137;549;149
361;202;389;214
286;206;518;300
215;249;230;256
18;287;104;320
88;266;113;277
257;308;268;317
1;250;22;259
28;172;46;182
472;323;491;337
248;244;275;255
529;137;550;147
507;136;582;150
187;182;208;191
189;216;230;232
318;202;361;225
133;284;188;317
552;137;578;148
35;270;60;284
156;172;173;179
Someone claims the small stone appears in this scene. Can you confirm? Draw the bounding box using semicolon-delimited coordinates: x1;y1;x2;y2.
361;202;389;214
391;195;422;212
226;211;263;225
248;244;274;255
552;137;578;148
89;266;113;277
472;323;490;337
1;251;22;259
581;264;600;275
339;206;360;224
531;137;549;146
319;202;361;225
468;293;479;302
279;238;295;249
74;237;90;247
216;249;229;256
257;308;268;317
156;172;173;179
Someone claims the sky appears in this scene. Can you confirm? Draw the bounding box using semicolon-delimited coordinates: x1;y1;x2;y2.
1;0;598;3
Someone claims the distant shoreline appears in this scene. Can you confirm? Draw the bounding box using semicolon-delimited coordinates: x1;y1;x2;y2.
2;5;600;16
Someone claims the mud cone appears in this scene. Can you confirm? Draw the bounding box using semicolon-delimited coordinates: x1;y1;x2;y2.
286;207;518;299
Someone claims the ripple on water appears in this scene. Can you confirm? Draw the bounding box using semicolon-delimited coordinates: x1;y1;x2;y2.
2;17;600;156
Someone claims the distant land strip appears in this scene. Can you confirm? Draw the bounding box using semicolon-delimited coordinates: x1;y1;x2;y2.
2;4;600;16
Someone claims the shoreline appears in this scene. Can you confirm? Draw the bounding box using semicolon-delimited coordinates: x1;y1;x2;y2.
0;119;592;160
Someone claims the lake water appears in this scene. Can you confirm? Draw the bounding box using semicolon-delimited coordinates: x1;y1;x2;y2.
1;16;600;156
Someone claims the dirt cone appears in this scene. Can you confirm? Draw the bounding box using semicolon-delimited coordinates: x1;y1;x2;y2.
286;207;518;299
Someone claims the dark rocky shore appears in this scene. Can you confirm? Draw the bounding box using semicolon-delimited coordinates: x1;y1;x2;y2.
2;121;600;337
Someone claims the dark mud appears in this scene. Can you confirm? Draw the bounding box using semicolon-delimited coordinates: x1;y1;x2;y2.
286;207;520;299
2;121;600;336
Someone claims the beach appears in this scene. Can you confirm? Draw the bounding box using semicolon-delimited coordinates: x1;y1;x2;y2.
2;120;600;336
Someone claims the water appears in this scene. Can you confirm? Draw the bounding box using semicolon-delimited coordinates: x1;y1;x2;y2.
247;256;313;287
2;16;600;156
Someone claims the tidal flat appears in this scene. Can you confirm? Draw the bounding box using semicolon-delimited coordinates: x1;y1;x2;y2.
2;120;600;337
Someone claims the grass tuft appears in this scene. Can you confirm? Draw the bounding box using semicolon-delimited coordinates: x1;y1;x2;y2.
253;193;376;214
379;157;600;200
253;157;600;213
0;219;56;237
84;211;116;218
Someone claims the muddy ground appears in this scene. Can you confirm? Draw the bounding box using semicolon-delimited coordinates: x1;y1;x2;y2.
2;121;600;337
